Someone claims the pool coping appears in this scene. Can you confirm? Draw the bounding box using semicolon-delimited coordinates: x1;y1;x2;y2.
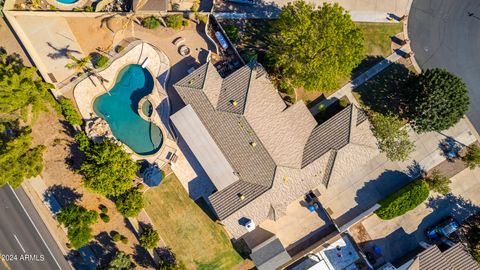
45;0;89;10
73;42;172;162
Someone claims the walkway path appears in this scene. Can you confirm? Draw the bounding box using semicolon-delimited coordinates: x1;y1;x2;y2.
309;46;407;115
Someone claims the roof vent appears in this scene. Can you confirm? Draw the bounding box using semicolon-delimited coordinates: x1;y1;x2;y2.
237;193;245;201
230;100;238;107
250;141;256;147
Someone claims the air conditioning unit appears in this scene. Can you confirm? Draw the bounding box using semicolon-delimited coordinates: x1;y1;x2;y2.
245;220;256;232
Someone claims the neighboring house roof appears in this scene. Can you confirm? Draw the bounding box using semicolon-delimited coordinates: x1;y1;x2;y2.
412;243;480;270
171;62;368;220
250;236;292;270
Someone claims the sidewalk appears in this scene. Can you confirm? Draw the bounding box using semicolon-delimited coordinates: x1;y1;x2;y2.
309;47;407;115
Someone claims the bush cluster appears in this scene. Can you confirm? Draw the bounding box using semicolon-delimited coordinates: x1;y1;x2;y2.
166;15;183;29
59;98;83;126
375;179;429;220
142;16;161;29
94;55;109;69
139;227;159;249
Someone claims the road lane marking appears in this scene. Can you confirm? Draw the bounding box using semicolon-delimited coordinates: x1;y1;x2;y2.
13;235;25;253
0;253;12;270
8;185;63;270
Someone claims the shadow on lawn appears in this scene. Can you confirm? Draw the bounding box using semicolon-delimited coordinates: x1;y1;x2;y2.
353;61;414;116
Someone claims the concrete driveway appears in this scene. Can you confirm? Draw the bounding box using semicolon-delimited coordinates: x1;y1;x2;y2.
408;0;480;132
356;166;480;264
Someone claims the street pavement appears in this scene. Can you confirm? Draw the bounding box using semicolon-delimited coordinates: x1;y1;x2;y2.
0;185;71;270
408;0;480;132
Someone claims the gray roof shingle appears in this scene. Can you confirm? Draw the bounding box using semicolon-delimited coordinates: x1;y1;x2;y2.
302;105;353;168
173;63;361;220
417;243;480;270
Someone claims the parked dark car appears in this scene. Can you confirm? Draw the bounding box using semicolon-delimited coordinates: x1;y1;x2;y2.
425;216;460;241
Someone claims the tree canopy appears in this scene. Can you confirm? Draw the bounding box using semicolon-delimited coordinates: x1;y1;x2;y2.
0;51;55;122
464;144;480;170
139;227;160;249
267;1;364;92
79;139;139;197
57;204;98;249
426;169;451;195
59;98;83;126
107;252;134;270
115;188;144;217
409;68;469;133
369;112;414;162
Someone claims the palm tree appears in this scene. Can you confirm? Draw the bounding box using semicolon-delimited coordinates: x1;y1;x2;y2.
65;53;92;73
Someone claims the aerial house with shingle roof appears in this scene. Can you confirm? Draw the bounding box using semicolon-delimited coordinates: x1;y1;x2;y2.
170;61;379;256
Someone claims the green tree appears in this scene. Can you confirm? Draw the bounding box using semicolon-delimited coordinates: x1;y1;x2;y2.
0;51;55;121
115;188;144;217
267;1;364;92
79;139;139;197
74;131;91;152
107;252;134;270
0;124;45;188
142;16;161;29
410;68;469;133
139;227;159;249
57;204;98;228
57;204;98;249
166;15;183;29
67;224;93;249
369;112;414;162
224;25;239;42
425;169;451;195
65;53;92;73
463;144;480;170
157;260;186;270
59;98;83;126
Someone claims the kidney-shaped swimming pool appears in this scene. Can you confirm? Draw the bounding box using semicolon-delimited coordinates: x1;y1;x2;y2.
93;64;163;156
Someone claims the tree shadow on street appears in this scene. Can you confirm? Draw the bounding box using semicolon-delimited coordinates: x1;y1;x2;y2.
353;62;414;117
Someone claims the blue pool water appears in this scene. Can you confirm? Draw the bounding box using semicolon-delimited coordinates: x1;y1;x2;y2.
56;0;78;4
93;64;163;155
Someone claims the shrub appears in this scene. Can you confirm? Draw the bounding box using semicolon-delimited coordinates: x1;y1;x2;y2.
182;20;189;27
339;98;350;108
74;131;90;152
223;25;239;42
198;14;208;25
139;227;159;249
100;213;110;223
137;183;145;190
99;204;108;213
116;188;144;217
278;80;294;95
166;15;183;29
84;5;94;12
49;5;58;10
463;144;480;170
121;235;128;244
190;0;199;12
426;169;451;195
107;252;133;269
59;98;82;126
111;230;121;242
142;16;161;29
94;54;109;68
115;45;125;53
375;179;429;220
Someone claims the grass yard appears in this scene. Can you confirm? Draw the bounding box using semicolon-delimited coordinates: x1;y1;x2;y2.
356;22;403;57
144;173;244;270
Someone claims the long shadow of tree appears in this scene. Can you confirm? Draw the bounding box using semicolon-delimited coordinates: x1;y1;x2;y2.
353;62;414;117
44;184;82;208
89;231;119;268
426;194;480;222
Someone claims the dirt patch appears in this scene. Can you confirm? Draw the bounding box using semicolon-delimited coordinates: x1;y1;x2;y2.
66;17;116;54
31;109;151;269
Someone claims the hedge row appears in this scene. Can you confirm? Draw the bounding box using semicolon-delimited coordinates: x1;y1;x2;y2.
375;179;429;220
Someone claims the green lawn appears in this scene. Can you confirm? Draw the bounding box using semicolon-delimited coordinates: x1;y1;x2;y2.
356;22;403;57
144;173;244;270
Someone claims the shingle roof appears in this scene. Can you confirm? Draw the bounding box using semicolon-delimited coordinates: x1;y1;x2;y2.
172;62;362;220
417;243;480;270
250;237;291;270
302;105;353;168
443;243;480;270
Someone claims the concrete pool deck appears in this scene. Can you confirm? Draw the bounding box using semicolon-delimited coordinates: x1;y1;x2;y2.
74;42;177;163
